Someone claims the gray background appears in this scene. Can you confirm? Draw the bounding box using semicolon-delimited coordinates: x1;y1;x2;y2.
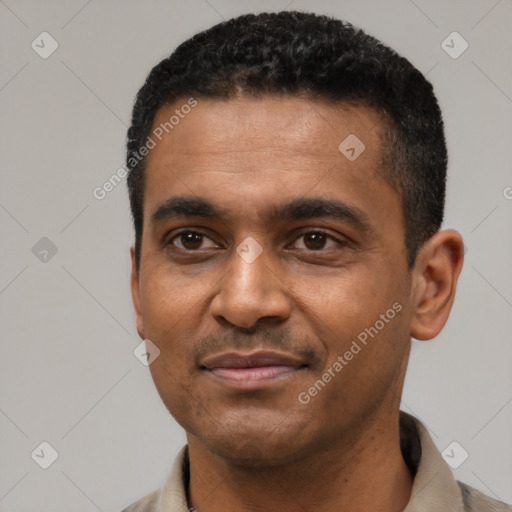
1;0;511;510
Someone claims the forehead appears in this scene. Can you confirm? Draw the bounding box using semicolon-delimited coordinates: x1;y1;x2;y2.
148;95;383;164
142;96;401;233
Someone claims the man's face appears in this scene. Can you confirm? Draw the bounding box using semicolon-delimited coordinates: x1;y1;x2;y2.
131;96;415;464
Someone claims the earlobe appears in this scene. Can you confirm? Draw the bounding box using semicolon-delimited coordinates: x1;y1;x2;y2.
130;246;145;339
410;229;464;341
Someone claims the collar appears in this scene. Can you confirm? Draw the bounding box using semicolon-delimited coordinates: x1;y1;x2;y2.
400;411;465;511
154;411;465;512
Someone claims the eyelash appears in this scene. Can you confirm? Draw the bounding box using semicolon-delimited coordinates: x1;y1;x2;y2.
166;229;347;252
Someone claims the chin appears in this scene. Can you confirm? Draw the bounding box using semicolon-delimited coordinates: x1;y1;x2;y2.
195;418;313;468
171;396;318;465
211;438;297;468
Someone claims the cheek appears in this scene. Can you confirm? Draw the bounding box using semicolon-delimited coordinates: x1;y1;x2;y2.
139;266;207;330
297;269;408;383
148;361;200;433
306;307;409;426
298;269;394;331
139;275;203;389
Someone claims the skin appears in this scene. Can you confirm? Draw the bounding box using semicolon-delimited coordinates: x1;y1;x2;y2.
130;96;464;512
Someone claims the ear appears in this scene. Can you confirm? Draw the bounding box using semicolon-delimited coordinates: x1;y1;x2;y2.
410;229;464;340
130;246;145;340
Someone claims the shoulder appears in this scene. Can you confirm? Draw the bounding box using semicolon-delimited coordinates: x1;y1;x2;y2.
120;489;160;512
458;481;512;512
120;445;190;512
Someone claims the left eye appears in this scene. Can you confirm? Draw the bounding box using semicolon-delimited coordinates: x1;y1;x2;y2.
290;232;342;250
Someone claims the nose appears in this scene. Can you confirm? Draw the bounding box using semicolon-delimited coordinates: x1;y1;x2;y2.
210;239;291;330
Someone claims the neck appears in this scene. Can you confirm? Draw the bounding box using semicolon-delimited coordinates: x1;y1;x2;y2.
186;409;413;512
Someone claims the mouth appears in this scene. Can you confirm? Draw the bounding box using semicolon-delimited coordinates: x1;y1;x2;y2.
200;350;309;390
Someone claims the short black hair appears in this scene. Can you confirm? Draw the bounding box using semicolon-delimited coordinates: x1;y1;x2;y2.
126;11;447;270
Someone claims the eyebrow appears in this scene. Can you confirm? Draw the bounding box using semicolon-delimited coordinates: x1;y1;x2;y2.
151;196;370;231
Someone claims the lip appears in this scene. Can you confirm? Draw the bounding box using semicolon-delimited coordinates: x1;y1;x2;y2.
202;350;307;369
201;350;308;390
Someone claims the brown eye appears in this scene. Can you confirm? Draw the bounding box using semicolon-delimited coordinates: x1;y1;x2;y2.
169;231;217;251
303;232;328;250
180;232;203;250
292;231;341;251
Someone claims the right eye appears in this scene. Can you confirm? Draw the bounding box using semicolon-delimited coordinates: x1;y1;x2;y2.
167;230;220;251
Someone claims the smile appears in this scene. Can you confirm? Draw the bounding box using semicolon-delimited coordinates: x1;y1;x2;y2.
201;351;308;390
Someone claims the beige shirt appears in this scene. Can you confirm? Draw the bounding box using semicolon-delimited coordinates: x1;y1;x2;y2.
122;412;511;511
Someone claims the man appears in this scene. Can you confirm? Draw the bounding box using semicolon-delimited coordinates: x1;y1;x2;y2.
122;11;510;512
